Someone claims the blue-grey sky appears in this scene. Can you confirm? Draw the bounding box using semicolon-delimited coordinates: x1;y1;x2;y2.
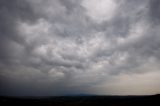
0;0;160;96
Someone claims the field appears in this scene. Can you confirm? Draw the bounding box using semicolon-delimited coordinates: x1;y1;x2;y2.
0;94;160;106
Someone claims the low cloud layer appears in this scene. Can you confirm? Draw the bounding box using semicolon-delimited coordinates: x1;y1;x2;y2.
0;0;160;96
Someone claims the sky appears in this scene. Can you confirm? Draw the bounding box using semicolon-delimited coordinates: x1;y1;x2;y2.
0;0;160;96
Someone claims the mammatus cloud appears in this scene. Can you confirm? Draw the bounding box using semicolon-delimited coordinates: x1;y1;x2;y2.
0;0;160;96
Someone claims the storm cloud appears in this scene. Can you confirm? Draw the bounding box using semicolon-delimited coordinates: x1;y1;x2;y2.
0;0;160;96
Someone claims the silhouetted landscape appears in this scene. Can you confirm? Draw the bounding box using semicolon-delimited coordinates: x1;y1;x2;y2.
0;94;160;106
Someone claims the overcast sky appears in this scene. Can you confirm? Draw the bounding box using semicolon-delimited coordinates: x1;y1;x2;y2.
0;0;160;96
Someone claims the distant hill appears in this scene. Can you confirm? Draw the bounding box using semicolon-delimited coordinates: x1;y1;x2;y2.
0;94;160;106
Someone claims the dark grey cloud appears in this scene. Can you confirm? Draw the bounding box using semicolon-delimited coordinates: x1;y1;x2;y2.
0;0;160;96
0;0;40;64
149;0;160;25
